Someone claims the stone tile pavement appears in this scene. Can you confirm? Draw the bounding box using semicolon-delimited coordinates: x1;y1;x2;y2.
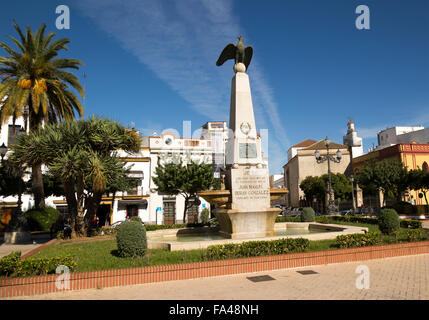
0;236;51;258
9;253;429;300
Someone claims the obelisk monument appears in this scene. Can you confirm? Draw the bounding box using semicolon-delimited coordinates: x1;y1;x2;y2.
212;36;280;239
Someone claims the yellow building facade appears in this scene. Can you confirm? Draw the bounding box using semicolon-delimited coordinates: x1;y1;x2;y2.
352;143;429;205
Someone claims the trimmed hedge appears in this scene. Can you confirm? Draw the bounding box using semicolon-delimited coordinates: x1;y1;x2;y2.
336;232;381;248
116;221;147;258
24;206;60;232
405;229;428;242
378;209;400;235
400;219;422;229
301;207;315;222
205;238;310;260
315;216;379;225
0;251;77;278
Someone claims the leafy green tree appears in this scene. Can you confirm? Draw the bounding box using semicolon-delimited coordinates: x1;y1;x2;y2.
300;173;352;211
9;116;141;237
321;173;352;201
152;159;217;223
407;168;429;209
0;160;25;197
299;176;325;204
0;22;85;208
355;159;408;206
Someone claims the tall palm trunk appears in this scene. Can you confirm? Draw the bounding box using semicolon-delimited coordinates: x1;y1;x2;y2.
29;101;45;208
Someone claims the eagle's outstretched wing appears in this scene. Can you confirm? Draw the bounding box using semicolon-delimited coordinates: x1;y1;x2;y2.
216;43;236;66
244;46;253;70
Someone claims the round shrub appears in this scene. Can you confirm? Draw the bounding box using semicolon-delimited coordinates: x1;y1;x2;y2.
116;221;147;257
301;207;315;222
24;206;60;232
129;216;144;224
378;208;400;235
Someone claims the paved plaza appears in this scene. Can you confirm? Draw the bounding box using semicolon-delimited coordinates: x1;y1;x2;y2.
0;238;50;258
9;253;429;300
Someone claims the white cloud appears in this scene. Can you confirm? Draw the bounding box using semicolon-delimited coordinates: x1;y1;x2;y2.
76;0;288;172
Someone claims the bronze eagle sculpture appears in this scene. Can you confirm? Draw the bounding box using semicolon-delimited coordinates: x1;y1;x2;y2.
216;36;253;70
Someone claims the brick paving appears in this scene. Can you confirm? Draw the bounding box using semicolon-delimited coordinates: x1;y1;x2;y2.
9;253;429;300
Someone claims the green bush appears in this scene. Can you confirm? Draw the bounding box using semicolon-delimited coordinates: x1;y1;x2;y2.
315;216;379;225
56;230;64;240
200;208;210;224
205;238;310;260
0;251;77;278
400;219;422;229
24;206;60;232
129;216;144;224
116;221;147;258
406;229;428;242
336;232;381;248
301;207;315;222
378;209;400;235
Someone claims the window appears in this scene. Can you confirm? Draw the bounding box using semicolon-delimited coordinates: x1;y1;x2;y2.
163;198;176;225
184;140;199;146
8;125;24;146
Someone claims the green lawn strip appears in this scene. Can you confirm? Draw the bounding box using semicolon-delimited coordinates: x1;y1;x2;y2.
32;240;206;272
31;222;417;273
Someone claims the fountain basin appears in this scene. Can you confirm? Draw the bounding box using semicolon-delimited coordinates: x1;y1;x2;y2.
198;188;288;208
146;222;368;251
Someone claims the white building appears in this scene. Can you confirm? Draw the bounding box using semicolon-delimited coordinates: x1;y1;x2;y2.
0;117;274;227
0;119;234;227
287;139;317;161
376;126;425;150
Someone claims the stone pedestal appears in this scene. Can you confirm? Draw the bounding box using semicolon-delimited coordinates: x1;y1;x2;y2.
4;231;32;244
214;207;280;239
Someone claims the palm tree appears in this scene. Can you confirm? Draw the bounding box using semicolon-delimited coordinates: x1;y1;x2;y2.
0;21;84;208
10;117;142;237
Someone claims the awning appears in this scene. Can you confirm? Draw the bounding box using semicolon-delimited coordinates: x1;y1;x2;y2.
118;199;148;205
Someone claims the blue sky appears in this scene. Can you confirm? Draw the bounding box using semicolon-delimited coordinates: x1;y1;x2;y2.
0;0;428;174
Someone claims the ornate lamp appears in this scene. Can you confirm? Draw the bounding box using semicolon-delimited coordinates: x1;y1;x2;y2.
314;136;342;215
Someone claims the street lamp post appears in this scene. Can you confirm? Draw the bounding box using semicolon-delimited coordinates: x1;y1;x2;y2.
315;136;342;215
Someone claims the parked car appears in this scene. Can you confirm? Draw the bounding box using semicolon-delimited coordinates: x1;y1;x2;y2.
291;208;303;218
340;209;353;216
315;212;323;216
111;220;127;228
